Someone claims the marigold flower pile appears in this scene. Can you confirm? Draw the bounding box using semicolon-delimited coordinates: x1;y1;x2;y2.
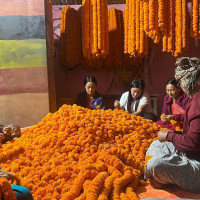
0;105;159;200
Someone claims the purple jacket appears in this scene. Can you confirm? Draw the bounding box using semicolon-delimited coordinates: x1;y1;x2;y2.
167;92;200;162
162;91;190;121
75;91;105;110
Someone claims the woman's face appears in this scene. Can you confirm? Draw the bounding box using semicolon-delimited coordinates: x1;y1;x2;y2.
166;84;181;100
131;87;142;99
85;82;96;96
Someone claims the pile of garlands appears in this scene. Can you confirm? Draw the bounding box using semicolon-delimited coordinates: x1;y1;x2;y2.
0;105;160;200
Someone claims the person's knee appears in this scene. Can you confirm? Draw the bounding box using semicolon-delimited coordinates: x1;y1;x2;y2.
145;157;165;178
143;113;157;122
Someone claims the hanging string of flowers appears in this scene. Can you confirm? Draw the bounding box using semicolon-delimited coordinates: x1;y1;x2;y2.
161;0;189;57
167;0;176;52
191;0;200;38
144;0;162;43
106;8;124;70
174;0;183;56
182;0;189;51
60;6;81;69
124;0;149;63
82;0;108;61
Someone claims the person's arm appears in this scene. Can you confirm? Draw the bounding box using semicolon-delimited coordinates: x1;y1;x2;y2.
173;113;184;121
132;104;146;116
167;96;200;153
119;92;129;110
98;96;105;110
161;95;171;118
167;117;200;152
132;95;148;116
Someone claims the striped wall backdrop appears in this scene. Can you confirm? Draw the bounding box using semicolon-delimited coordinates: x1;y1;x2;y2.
0;0;49;127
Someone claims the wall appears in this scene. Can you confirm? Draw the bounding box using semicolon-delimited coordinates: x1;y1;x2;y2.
0;0;49;127
53;4;200;116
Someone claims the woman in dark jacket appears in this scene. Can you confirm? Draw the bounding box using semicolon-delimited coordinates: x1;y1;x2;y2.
75;76;105;110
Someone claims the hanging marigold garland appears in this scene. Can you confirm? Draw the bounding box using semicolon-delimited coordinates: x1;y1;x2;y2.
124;0;149;64
191;0;200;38
106;8;124;70
182;0;189;51
144;0;162;43
161;0;189;57
175;0;183;56
60;6;81;69
82;0;109;60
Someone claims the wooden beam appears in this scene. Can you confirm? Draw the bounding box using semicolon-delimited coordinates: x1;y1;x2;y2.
44;0;57;113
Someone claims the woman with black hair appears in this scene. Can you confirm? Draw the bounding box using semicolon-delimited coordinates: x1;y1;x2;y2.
114;79;157;122
75;76;105;110
156;77;190;129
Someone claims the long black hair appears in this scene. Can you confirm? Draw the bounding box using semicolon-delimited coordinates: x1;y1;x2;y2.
127;79;145;112
84;76;97;86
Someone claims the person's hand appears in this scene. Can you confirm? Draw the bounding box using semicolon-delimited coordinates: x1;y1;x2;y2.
161;115;174;122
114;100;120;109
157;129;172;142
0;169;20;185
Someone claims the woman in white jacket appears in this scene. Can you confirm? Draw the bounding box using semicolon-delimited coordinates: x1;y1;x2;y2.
114;79;157;122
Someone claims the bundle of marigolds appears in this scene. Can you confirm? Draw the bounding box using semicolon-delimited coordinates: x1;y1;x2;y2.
0;105;159;200
60;6;81;68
